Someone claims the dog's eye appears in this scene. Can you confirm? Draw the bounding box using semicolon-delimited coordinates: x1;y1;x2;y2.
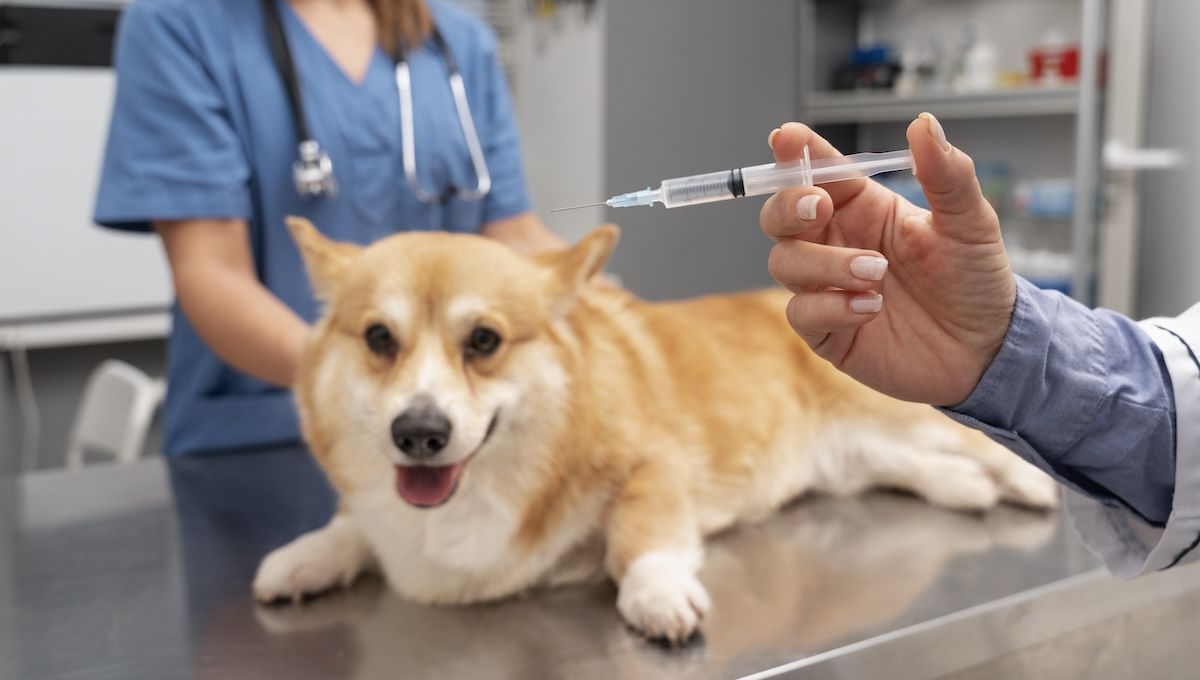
364;324;398;357
465;327;501;358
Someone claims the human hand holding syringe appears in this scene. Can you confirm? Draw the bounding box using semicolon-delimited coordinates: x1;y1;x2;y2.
760;114;1016;407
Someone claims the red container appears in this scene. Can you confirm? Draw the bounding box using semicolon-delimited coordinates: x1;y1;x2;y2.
1030;44;1080;82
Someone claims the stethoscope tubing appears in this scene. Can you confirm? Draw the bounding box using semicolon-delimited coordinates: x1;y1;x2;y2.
262;0;491;203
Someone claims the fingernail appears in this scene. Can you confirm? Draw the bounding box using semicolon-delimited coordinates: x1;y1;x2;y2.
768;128;781;150
850;256;888;281
920;112;950;151
850;293;883;314
796;195;820;221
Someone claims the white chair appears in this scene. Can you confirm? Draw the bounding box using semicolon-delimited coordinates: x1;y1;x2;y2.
65;359;165;469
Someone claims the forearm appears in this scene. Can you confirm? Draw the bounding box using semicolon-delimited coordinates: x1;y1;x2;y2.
156;218;308;389
172;264;308;388
942;276;1177;524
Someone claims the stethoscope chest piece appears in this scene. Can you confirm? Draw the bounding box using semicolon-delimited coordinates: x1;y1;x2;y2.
293;139;337;199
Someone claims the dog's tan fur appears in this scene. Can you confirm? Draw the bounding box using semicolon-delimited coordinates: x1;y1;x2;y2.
254;220;1057;641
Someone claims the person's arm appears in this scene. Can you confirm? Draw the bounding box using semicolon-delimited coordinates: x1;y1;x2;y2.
482;212;566;256
1056;298;1200;578
155;218;308;388
939;278;1178;523
93;3;304;386
960;287;1200;578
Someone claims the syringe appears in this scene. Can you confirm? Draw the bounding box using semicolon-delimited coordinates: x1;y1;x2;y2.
553;146;912;211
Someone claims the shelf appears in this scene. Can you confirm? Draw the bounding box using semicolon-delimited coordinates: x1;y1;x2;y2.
805;86;1080;124
0;310;171;350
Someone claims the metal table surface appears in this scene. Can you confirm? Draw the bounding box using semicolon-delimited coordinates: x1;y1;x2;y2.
2;447;1199;680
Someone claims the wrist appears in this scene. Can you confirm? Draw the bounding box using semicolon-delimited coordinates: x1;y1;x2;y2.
945;277;1103;434
972;276;1018;397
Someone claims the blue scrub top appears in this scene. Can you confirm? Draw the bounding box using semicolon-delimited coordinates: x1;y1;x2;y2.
94;0;531;455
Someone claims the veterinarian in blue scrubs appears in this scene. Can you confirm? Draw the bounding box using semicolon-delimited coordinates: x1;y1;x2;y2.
94;0;563;455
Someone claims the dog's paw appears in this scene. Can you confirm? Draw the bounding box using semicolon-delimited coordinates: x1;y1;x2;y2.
998;464;1061;510
617;551;711;644
253;531;364;605
920;457;1001;511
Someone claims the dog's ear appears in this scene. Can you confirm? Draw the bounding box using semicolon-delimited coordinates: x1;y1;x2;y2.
287;216;361;299
544;225;620;306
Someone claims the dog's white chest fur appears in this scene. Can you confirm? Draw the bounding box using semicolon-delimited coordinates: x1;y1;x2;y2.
348;485;519;599
418;483;518;571
345;474;604;603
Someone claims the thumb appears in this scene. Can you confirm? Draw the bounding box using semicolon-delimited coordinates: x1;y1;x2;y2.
907;113;995;239
768;122;867;206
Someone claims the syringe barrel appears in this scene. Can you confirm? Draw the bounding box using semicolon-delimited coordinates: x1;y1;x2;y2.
623;148;914;209
659;170;736;208
739;150;914;198
741;161;809;197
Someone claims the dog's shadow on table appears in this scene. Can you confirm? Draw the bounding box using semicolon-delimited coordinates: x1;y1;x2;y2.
245;492;1056;679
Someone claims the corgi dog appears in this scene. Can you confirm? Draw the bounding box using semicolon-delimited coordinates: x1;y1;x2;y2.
253;218;1058;643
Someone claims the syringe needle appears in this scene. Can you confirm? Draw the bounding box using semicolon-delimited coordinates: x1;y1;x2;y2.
551;201;607;212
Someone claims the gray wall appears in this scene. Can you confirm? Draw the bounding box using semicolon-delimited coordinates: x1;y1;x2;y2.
603;0;799;300
1137;0;1200;318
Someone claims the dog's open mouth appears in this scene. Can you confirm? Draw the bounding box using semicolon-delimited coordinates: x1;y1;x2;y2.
394;463;465;508
393;411;499;508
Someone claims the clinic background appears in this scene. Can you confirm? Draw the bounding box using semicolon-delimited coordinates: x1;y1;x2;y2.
2;0;1200;474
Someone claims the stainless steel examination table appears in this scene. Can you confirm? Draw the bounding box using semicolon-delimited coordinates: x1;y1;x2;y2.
2;447;1199;680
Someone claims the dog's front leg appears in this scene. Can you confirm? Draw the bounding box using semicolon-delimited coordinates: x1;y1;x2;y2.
605;461;709;644
253;511;377;604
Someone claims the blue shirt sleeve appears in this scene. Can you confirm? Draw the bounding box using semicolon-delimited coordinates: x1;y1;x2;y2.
940;276;1177;525
94;0;251;232
472;28;531;225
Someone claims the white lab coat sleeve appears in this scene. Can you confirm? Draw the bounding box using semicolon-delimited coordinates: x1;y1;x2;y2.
1066;301;1200;578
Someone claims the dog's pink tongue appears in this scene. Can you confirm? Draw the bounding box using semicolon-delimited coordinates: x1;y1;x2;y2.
394;464;464;508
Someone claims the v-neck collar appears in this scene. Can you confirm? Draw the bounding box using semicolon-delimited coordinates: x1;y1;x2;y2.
277;0;387;89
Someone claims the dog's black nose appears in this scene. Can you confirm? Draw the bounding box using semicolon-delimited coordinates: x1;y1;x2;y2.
390;407;452;460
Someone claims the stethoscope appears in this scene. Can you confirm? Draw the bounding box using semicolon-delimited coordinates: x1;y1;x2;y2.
261;0;491;203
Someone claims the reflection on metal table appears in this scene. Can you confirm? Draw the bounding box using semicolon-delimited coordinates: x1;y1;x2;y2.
2;446;1199;679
